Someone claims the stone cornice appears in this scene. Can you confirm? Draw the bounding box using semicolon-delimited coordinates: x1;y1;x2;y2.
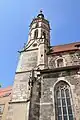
40;65;80;74
9;99;30;104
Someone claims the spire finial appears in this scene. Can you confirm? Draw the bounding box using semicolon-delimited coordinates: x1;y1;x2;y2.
37;10;44;18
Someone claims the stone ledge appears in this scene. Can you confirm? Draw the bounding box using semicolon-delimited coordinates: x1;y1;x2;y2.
40;65;80;73
9;99;30;104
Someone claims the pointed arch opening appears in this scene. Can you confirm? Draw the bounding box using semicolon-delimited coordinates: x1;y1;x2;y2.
34;29;38;39
42;31;46;39
54;81;74;120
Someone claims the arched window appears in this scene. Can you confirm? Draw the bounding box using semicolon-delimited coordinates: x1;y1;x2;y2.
54;81;74;120
34;29;38;39
35;23;38;28
57;58;64;67
42;31;46;39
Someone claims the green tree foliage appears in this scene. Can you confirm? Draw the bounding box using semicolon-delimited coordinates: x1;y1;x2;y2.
0;84;1;88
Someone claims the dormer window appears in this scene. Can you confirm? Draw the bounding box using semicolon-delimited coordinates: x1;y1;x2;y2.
55;58;66;68
34;29;38;39
57;59;63;67
75;44;80;49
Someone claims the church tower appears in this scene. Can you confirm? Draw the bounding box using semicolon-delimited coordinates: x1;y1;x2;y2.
6;11;51;120
26;10;50;69
6;11;80;120
16;10;50;71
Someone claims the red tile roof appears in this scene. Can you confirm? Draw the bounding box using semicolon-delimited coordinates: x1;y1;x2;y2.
0;86;12;98
50;42;80;54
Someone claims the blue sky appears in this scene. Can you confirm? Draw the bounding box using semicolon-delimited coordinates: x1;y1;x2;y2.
0;0;80;88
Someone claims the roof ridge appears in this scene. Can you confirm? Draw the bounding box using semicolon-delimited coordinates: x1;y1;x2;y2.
51;41;80;47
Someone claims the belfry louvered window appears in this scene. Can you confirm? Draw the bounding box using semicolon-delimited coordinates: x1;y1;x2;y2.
55;81;74;120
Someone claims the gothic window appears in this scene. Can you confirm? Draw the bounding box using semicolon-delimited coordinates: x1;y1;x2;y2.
54;81;74;120
57;58;64;67
34;29;38;39
42;31;46;39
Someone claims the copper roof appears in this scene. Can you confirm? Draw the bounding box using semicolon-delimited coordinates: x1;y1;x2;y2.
0;86;12;98
50;42;80;54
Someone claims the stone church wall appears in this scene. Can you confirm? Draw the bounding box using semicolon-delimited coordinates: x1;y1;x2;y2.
48;51;80;69
6;71;31;120
12;72;31;102
40;69;80;120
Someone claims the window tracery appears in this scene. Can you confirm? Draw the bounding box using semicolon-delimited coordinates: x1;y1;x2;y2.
54;81;74;120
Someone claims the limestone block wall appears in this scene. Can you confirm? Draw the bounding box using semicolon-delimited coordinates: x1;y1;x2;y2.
6;72;31;120
40;69;80;120
12;72;31;102
16;50;38;72
6;102;30;120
